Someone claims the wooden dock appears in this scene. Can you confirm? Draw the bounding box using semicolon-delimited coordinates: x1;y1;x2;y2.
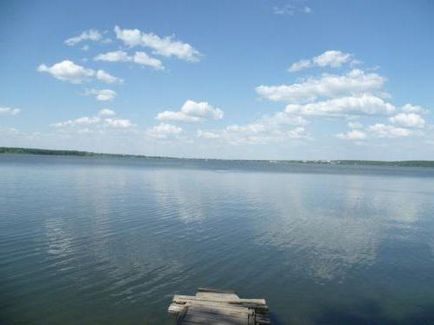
168;288;270;324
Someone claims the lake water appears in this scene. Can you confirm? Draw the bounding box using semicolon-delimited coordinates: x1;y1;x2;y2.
2;154;434;324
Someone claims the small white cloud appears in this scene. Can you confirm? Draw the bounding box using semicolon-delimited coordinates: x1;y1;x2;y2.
95;50;130;62
37;60;94;84
94;50;164;70
65;29;102;46
313;50;353;68
288;59;311;72
133;52;164;70
257;69;385;103
104;118;133;129
368;123;412;138
197;130;221;139
53;116;101;128
95;69;123;84
81;45;90;51
85;89;117;101
337;130;367;140
401;104;427;114
156;100;224;122
98;108;116;116
37;60;122;84
285;94;395;117
0;106;20;116
114;26;201;62
289;50;353;72
389;113;425;128
53;112;134;131
273;2;312;16
147;123;183;139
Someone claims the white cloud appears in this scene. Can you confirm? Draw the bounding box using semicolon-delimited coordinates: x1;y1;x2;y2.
389;113;425;128
37;60;122;84
289;50;353;72
85;89;117;101
98;108;116;116
52;111;133;131
197;111;307;145
368;123;412;138
336;130;367;140
313;50;352;68
94;50;164;70
95;50;130;62
104;118;133;129
156;100;224;122
147;123;183;139
197;130;221;139
273;3;312;16
401;104;427;114
256;69;385;103
114;26;201;62
288;59;311;72
0;107;20;116
285;94;395;116
133;52;164;70
53;116;101;128
65;29;102;46
37;60;94;84
95;69;122;84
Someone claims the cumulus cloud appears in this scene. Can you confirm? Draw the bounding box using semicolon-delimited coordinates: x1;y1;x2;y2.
52;110;133;130
95;69;122;84
389;113;425;128
0;106;20;116
147;123;183;139
65;29;103;46
94;50;130;62
289;50;354;72
37;60;94;84
156;100;224;122
285;94;395;116
52;116;101;128
401;104;427;114
336;130;367;140
114;26;201;62
104;118;133;128
94;50;164;70
85;89;117;101
98;108;116;116
256;69;385;103
197;111;307;145
368;123;412;138
37;60;122;84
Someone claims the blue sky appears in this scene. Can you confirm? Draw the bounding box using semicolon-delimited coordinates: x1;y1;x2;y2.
1;0;433;160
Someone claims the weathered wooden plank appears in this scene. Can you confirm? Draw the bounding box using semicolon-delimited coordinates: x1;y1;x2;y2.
168;289;270;325
196;292;241;301
173;295;267;306
171;301;252;314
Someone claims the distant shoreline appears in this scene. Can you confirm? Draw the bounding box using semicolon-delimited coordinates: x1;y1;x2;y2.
1;146;434;167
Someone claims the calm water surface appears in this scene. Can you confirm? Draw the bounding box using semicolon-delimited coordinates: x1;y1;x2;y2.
1;155;434;324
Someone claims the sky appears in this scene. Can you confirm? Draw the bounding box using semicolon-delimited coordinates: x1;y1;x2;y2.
1;0;433;160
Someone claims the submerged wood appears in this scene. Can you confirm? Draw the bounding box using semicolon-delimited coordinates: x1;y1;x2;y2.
168;288;270;324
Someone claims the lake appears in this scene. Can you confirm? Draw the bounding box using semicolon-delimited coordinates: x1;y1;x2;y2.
1;154;434;324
